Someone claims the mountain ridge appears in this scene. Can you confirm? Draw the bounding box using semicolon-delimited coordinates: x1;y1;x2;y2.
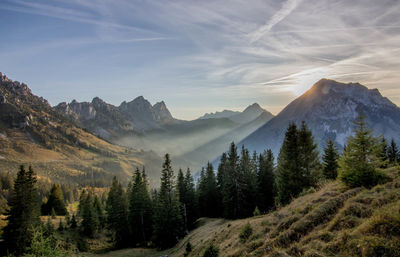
239;78;400;156
0;72;163;186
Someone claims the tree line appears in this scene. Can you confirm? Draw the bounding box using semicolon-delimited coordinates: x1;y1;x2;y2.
1;114;397;255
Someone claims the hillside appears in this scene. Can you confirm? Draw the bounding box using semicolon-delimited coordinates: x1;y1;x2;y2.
84;167;400;257
240;79;400;156
171;167;400;256
0;73;162;186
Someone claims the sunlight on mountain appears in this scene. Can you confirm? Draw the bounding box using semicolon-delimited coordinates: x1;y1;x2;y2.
291;69;330;96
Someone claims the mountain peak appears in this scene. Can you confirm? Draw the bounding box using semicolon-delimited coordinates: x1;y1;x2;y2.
240;79;400;156
243;103;263;113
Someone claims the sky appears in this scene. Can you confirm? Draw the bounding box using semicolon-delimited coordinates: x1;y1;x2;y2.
0;0;400;120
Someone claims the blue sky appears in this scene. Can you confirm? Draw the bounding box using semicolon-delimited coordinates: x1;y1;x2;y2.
1;0;400;119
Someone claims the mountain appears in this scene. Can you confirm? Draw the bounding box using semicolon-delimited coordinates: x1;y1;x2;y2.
56;97;274;171
198;103;272;124
198;110;240;120
178;111;273;169
55;96;177;139
0;72;162;186
239;79;400;156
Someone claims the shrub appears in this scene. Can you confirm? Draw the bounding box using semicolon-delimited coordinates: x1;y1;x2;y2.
184;242;192;257
203;244;219;257
239;223;253;242
253;206;261;216
25;226;71;257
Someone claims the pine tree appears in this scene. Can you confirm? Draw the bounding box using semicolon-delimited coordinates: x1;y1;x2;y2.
237;146;258;218
128;167;153;246
42;184;68;216
79;190;98;237
338;114;383;187
93;195;105;229
200;163;220;217
276;122;320;205
257;149;275;212
387;139;399;165
106;177;129;248
275;122;301;205
298;121;321;188
177;168;196;233
377;137;389;168
3;165;40;255
183;168;197;229
196;167;207;216
153;154;184;249
221;142;240;218
322;139;339;179
216;153;228;217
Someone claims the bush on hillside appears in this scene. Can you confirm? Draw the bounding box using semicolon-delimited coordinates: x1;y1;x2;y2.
203;244;219;257
239;223;253;242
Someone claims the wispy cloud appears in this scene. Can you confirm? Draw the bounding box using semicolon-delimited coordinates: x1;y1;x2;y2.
249;0;303;43
1;0;400;119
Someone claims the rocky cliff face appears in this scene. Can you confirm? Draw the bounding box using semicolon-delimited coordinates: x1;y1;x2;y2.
239;79;400;156
55;95;177;138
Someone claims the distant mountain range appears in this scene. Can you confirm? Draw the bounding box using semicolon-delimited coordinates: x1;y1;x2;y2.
2;71;399;183
239;79;400;157
55;93;274;170
55;96;177;138
197;103;268;124
0;72;162;186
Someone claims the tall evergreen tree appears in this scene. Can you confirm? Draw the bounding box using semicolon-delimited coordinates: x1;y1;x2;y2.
79;190;98;237
221;142;240;218
275;122;301;205
106;177;129;247
298;121;321;187
322;139;339;179
276;122;320;205
338;114;383;187
93;195;105;229
177;168;198;232
237;146;258;218
3;165;40;255
387;139;399;165
42;184;68;216
153;154;184;249
377;137;389;168
199;163;220;217
216;153;228;217
128;167;153;246
257;150;275;213
183;168;197;229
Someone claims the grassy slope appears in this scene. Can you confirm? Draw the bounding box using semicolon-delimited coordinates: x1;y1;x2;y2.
0;126;163;186
99;167;400;257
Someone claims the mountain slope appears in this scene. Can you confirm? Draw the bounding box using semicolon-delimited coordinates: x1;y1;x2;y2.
0;72;162;186
240;79;400;155
178;111;273;169
198;103;272;125
169;167;400;257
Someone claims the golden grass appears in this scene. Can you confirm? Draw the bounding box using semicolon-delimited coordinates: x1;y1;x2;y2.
164;167;400;257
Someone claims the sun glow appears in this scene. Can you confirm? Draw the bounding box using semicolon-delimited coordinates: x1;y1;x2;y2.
289;68;331;96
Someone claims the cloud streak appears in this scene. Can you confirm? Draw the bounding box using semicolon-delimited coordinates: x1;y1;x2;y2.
1;0;400;119
249;0;303;43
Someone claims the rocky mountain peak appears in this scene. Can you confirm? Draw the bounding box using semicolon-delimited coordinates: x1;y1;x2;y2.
240;79;400;156
243;103;263;113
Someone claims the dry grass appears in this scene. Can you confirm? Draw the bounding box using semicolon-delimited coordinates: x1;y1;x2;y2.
164;167;400;257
